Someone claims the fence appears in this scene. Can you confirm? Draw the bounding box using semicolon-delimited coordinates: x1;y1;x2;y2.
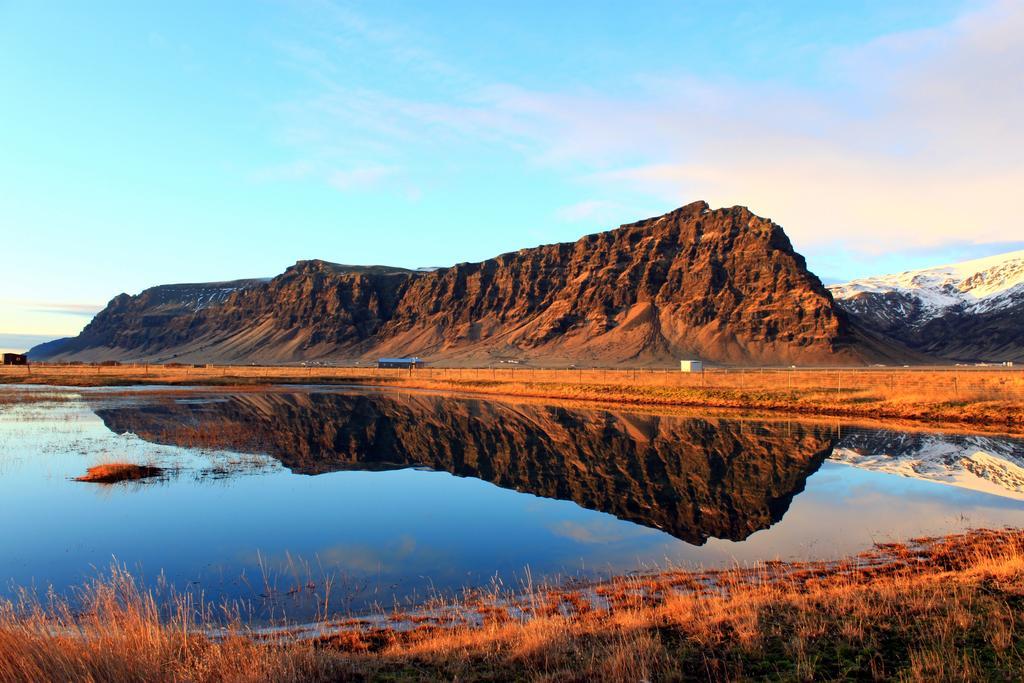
3;363;1023;401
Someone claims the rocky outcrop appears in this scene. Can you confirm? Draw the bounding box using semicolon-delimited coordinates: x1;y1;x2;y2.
93;389;838;544
36;202;890;365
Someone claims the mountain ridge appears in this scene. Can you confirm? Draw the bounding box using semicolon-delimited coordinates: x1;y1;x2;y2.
31;201;907;365
830;250;1024;362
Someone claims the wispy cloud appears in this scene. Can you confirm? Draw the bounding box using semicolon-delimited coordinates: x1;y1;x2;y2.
327;164;399;191
548;518;653;544
304;0;469;86
2;301;102;316
269;0;1024;259
515;1;1024;254
555;199;623;223
249;159;317;183
0;300;100;344
0;333;62;353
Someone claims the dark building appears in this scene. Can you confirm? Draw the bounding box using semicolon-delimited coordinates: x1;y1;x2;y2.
2;353;28;365
377;357;425;369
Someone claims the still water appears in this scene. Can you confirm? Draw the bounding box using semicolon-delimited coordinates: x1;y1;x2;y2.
2;385;1023;621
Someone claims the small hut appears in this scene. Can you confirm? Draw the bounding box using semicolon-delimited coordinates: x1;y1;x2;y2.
377;357;425;369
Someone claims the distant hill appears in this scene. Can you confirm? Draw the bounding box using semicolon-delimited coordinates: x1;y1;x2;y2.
830;250;1024;362
31;201;912;366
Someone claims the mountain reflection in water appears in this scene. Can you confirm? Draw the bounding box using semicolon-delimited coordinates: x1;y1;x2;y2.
93;390;839;545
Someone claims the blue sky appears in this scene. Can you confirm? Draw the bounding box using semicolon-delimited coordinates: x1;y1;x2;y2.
2;0;1022;351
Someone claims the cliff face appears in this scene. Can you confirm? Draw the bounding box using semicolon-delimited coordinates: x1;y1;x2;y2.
54;265;416;362
93;389;839;544
37;202;877;365
370;202;856;364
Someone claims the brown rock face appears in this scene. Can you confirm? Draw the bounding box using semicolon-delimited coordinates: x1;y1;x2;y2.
37;202;876;365
93;389;839;544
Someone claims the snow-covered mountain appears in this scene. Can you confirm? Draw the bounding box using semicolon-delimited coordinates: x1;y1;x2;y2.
829;250;1024;362
830;249;1024;322
830;430;1024;500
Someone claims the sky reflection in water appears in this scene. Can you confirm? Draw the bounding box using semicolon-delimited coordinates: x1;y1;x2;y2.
1;386;1022;620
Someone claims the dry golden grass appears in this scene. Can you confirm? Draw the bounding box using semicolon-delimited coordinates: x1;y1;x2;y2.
0;567;351;682
75;462;166;484
3;529;1024;682
3;363;1022;429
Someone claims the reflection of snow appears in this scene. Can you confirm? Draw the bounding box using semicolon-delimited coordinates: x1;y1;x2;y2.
831;433;1024;501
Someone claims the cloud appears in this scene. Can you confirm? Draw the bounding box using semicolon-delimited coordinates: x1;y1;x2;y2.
548;518;655;544
535;0;1024;254
238;535;437;576
273;0;1024;258
21;301;104;316
249;159;317;183
555;199;622;222
304;0;469;86
0;300;102;318
0;333;61;354
0;300;101;341
327;164;399;191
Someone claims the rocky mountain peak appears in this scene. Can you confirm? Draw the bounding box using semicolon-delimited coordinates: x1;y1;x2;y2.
830;249;1024;362
31;202;901;365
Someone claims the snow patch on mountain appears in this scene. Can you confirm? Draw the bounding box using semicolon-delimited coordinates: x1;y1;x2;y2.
145;279;272;312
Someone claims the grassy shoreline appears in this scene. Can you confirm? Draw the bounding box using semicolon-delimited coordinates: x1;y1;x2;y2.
2;364;1022;431
2;528;1023;681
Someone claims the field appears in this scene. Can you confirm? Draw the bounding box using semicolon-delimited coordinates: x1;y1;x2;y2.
3;363;1022;430
2;528;1023;682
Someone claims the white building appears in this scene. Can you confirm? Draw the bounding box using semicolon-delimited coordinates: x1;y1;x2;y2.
679;360;703;372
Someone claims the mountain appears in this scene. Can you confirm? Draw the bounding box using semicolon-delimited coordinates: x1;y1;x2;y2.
91;389;837;544
32;201;899;366
830;250;1024;362
831;429;1024;501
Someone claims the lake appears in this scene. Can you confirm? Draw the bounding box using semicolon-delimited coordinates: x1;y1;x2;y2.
2;385;1023;623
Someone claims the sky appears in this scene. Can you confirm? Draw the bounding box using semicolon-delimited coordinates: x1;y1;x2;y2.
2;0;1023;353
